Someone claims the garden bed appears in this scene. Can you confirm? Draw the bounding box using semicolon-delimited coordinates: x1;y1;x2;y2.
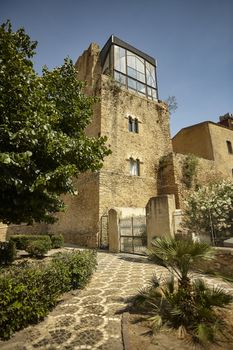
126;310;233;350
0;247;97;340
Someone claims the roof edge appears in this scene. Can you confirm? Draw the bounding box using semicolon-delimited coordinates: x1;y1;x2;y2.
100;35;156;66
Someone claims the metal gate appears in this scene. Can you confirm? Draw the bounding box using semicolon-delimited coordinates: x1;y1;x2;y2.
119;216;147;255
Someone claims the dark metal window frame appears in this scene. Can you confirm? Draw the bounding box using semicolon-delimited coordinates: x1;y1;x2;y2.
100;35;159;100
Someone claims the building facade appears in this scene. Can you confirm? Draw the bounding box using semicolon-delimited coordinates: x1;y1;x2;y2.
172;115;233;178
48;36;172;247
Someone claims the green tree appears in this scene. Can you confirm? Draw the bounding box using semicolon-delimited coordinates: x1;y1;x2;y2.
0;21;111;225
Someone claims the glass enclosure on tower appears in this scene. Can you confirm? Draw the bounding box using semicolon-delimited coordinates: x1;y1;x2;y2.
100;36;158;101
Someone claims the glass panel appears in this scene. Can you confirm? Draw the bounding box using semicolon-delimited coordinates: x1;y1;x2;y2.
127;51;146;83
127;67;137;79
151;88;157;100
127;52;136;69
114;45;126;73
146;62;156;88
137;71;145;83
135;56;145;73
128;78;137;91
114;71;126;85
113;46;157;101
137;82;146;95
147;86;152;97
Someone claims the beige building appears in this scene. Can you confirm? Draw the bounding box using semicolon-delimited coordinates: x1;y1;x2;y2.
156;113;233;209
172;113;233;178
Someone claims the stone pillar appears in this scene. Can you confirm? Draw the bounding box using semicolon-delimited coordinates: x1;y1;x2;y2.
0;223;7;241
146;194;176;247
108;208;120;253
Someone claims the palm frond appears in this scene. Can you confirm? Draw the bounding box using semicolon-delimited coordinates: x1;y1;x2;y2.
193;279;233;308
148;314;163;333
195;323;214;344
148;237;215;282
177;325;187;339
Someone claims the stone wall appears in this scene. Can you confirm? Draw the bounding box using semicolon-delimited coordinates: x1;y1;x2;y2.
172;122;214;160
0;222;48;242
195;247;233;276
209;123;233;177
99;74;172;216
158;152;226;209
48;174;100;248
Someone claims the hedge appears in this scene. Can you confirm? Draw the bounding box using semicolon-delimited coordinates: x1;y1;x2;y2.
25;239;52;258
9;235;51;250
50;234;64;249
0;241;16;265
0;249;97;340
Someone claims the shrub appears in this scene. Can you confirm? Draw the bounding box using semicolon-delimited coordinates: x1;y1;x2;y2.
184;180;233;241
50;234;64;248
133;238;232;346
25;239;51;258
10;234;51;250
51;249;97;289
0;241;16;265
182;153;198;188
0;249;97;340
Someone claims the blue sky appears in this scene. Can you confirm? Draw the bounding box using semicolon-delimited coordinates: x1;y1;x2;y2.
1;0;233;136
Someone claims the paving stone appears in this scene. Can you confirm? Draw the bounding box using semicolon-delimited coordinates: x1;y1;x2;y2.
2;250;231;350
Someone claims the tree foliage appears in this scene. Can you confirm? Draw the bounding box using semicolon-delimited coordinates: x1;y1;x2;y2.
0;21;111;225
183;180;233;239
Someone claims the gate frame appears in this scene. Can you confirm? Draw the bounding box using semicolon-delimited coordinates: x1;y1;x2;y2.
119;216;147;255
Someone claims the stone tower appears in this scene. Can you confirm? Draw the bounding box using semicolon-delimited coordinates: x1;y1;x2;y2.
49;36;172;247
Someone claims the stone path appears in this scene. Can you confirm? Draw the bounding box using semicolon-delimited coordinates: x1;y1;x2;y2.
0;251;165;350
1;250;233;350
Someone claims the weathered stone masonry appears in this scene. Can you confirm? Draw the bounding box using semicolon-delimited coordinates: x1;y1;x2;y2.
49;39;172;247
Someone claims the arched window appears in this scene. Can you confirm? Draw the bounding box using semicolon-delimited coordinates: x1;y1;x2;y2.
129;158;140;176
128;116;139;133
128;116;133;132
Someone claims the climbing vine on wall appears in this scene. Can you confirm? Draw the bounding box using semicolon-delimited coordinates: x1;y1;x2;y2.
182;154;198;188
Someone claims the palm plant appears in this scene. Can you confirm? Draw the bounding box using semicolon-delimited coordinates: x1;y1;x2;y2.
148;237;214;290
133;237;233;346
